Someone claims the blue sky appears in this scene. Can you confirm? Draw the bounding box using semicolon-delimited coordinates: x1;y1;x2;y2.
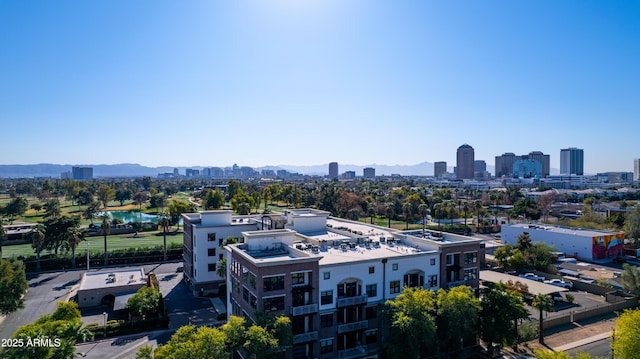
1;1;638;174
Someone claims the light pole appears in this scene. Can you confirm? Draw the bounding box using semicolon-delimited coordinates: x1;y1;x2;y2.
103;312;107;338
86;240;90;270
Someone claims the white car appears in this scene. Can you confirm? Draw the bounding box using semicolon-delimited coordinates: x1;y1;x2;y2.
544;279;573;288
519;273;545;282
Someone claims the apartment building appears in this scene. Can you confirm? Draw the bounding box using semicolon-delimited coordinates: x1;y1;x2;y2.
224;209;483;359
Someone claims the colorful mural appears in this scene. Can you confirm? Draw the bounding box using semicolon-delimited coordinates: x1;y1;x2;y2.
592;233;625;260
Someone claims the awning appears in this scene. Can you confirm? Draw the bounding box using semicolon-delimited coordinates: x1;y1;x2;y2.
113;292;137;311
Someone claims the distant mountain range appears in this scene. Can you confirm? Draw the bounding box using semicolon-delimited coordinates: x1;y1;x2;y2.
0;162;464;178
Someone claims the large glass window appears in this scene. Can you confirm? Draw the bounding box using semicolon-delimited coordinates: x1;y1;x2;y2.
446;254;454;266
464;252;477;264
263;275;285;292
321;290;333;305
390;280;401;294
292;272;306;285
320;314;333;328
320;338;333;354
249;273;256;290
366;284;377;297
428;275;438;288
464;268;478;280
263;296;285;312
207;233;216;242
403;272;424;288
208;248;216;256
208;263;217;272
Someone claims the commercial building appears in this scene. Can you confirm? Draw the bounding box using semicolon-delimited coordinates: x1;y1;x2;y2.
456;144;475;179
363;167;375;179
223;208;483;359
495;151;550;178
634;159;640;182
72;166;93;180
77;268;147;308
525;151;550;178
560;147;584;176
329;162;339;178
434;161;447;179
513;159;543;178
501;223;624;261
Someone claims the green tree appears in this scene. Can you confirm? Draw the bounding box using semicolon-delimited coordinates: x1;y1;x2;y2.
204;188;225;209
533;350;572;359
243;324;279;359
436;286;481;354
385;202;395;228
383;287;438;359
115;188;132;206
532;293;555;345
612;308;640;359
64;226;84;269
168;199;197;229
516;231;533;252
480;282;528;356
402;201;412;229
216;257;227;279
99;213;111;265
27;224;46;271
158;214;171;262
43;215;80;256
221;315;246;356
5;196;29;221
97;184;116;208
83;200;102;225
44;198;61;218
624;205;640;246
0;223;5;257
133;191;148;210
0;259;28;315
127;286;162;318
620;263;640;296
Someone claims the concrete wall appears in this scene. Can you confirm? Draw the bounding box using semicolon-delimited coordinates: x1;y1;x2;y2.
540;296;638;329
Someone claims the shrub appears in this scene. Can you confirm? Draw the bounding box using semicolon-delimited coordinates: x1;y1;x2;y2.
565;294;575;303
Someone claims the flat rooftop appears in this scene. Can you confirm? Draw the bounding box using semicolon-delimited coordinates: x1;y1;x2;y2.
79;268;146;291
479;270;568;295
508;223;623;238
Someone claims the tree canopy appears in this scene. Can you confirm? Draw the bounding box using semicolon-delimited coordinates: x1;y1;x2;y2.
0;259;28;315
612;308;640;359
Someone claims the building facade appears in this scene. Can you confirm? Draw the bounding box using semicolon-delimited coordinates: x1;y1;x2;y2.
329;162;339;178
224;209;483;359
434;161;447;179
525;151;550;178
363;167;375;179
560;147;584;176
456;144;475;179
634;159;640;182
502;224;624;261
72;166;93;180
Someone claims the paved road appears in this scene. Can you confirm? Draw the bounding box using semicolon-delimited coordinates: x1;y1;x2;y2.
566;337;611;358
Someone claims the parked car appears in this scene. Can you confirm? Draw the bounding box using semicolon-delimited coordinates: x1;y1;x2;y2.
551;292;564;302
519;273;545;282
544;279;573;288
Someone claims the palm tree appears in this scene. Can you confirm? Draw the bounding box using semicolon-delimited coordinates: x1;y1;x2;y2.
27;224;46;272
99;213;111;266
531;293;554;344
402;202;412;230
474;200;483;231
216;257;227;279
418;203;429;236
367;206;376;225
385;203;395;228
462;201;470;226
158;214;171;262
0;223;5;257
64;226;84;269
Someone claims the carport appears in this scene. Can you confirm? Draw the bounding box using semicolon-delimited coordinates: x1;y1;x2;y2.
480;270;569;295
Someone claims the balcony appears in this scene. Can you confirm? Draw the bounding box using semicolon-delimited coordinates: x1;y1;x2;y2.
337;295;367;307
292;331;318;344
337;345;367;359
337;320;368;334
291;303;318;316
447;280;466;289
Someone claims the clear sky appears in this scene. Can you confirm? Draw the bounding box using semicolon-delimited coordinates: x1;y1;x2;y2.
1;1;638;174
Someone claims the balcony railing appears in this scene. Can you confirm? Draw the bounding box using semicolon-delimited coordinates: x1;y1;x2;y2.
447;280;466;289
337;345;367;359
337;295;367;307
291;303;319;316
293;331;318;344
337;320;368;334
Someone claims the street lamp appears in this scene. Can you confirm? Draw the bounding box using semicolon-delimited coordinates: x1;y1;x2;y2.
103;312;107;338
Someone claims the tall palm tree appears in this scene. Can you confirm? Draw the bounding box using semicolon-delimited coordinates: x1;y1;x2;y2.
27;224;46;272
64;226;84;269
474;200;483;231
462;201;470;226
216;257;227;279
99;213;111;266
0;223;5;257
418;204;429;236
158;214;171;262
385;203;395;228
531;293;554;344
402;202;412;230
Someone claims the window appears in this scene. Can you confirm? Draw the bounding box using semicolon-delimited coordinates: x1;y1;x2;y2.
430;258;436;266
368;266;375;274
366;284;377;297
219;237;223;246
404;272;424;288
464;252;477;264
390;280;400;294
292;272;305;285
242;287;249;302
464;268;478;280
323;272;330;280
366;306;377;319
249;273;256;290
364;329;378;345
320;314;333;328
320;338;333;354
428;275;438;288
207;233;216;242
321;290;333;305
263;296;285;312
263;275;285;292
208;263;217;272
208;248;216;256
446;254;454;266
392;263;398;271
219;254;224;260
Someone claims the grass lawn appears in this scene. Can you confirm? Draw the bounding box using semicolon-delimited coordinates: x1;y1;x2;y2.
1;230;183;259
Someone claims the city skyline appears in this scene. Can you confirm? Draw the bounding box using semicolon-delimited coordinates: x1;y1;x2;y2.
1;1;639;173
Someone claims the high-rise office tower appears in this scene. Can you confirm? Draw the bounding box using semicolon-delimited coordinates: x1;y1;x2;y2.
495;153;517;178
363;167;375;179
72;166;93;180
456;144;475;179
526;151;550;178
434;161;447;178
560;147;584;175
328;162;339;178
634;159;640;182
